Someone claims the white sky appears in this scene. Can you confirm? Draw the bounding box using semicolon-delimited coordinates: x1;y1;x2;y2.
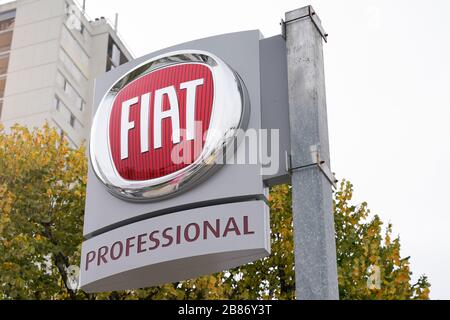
4;0;450;299
84;0;450;300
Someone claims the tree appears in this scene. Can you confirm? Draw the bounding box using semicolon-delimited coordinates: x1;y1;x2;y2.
0;124;87;299
220;183;430;300
333;181;430;299
0;125;430;300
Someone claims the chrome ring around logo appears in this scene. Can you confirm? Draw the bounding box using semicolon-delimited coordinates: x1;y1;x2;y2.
90;50;250;202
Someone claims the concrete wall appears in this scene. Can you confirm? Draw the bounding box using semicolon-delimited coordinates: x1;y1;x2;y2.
2;0;63;135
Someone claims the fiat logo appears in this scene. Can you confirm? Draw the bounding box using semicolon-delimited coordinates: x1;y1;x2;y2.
90;50;250;202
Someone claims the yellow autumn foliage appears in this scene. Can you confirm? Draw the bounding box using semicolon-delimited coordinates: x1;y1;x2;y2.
0;125;430;300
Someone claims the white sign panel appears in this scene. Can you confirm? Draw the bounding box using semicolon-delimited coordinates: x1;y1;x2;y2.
80;201;270;292
80;31;271;292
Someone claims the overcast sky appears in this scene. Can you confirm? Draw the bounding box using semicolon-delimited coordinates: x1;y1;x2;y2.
3;0;449;299
83;0;450;299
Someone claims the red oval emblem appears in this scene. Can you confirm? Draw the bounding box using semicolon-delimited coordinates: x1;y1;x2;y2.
108;64;214;181
90;50;249;202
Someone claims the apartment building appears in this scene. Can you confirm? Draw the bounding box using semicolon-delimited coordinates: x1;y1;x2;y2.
0;0;132;147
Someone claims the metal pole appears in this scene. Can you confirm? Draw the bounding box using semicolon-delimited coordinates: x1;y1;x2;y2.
284;5;339;300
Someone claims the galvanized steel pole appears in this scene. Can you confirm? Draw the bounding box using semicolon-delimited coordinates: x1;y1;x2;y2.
284;5;339;300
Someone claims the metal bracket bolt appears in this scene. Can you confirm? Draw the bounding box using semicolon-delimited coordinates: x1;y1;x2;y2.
286;149;338;189
281;6;328;42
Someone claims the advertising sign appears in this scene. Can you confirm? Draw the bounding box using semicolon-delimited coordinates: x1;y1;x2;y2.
80;31;275;292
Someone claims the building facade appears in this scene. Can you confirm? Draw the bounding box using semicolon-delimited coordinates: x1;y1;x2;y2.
0;0;132;147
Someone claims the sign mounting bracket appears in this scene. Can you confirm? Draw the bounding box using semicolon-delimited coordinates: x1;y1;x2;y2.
281;6;328;43
287;147;337;189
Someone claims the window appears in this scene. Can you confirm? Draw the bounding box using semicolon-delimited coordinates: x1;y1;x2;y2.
54;96;70;120
53;121;64;139
0;53;9;75
0;31;13;54
55;95;84;131
61;27;89;70
53;121;76;148
56;71;65;88
54;95;61;111
0;77;6;98
0;10;15;56
65;2;71;17
64;81;82;109
70;113;76;128
0;10;15;32
111;43;120;67
106;59;115;71
54;92;83;134
56;71;86;112
58;126;64;139
59;49;87;84
0;18;14;31
107;37;128;71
